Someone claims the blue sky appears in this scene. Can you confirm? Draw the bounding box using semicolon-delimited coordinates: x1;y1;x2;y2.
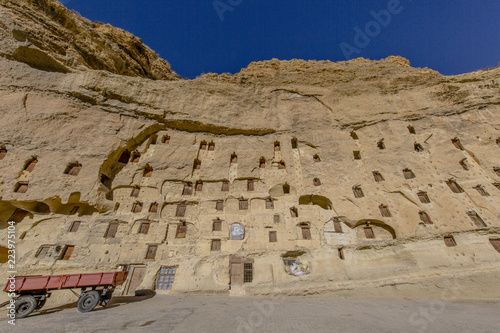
63;0;500;79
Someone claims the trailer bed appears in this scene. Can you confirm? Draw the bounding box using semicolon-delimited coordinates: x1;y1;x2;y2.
4;271;128;293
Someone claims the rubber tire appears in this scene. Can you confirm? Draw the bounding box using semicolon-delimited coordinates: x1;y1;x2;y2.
15;296;37;319
77;290;100;313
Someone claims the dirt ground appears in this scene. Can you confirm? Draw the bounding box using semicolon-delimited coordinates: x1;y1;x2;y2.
1;294;499;333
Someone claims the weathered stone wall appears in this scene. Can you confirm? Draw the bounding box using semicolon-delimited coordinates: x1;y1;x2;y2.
0;0;499;303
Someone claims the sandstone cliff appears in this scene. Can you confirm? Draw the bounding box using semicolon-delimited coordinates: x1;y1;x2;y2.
0;0;499;302
0;0;178;79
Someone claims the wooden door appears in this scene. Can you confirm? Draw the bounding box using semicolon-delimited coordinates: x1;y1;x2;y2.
230;261;243;288
231;263;243;287
125;266;147;296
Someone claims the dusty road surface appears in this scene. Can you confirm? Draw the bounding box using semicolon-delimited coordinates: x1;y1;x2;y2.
1;294;499;333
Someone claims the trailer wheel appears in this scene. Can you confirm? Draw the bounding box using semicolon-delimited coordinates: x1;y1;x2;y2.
77;290;100;313
15;296;37;318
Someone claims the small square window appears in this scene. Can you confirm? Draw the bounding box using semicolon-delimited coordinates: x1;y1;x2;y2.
259;157;266;168
377;140;385;150
353;151;361;160
182;183;193;195
193;159;201;170
269;231;277;242
278;161;286;169
69;206;80;215
200;141;207;150
69;221;81;232
14;182;29;193
446;180;464;193
239;199;248;210
64;163;82;176
489;239;500;253
208;141;215;150
36;245;50;258
290;207;298;218
444;236;456;247
176;224;187;238
459;158;469;171
247;180;254;191
132;202;143;213
494;167;500;177
301;226;311;240
353;186;364;198
156;266;177;290
333;221;343;233
473;185;489;197
59;245;75;260
131;187;140;197
196;181;203;192
100;174;112;189
211;239;221;251
216;200;224;211
313;154;320;162
104;223;119;238
403;168;415;179
145;245;157;259
419;211;433;224
364;226;375;239
379;204;391;217
0;147;7;160
9;209;28;222
291;137;298;149
243;263;253;283
313;178;321;186
274;141;281;151
131;151;141;163
273;214;280;224
143;165;153;177
118;150;130;164
373;171;384;182
231;153;237;164
24;157;38;172
138;222;150;234
467;211;487;228
451;138;464;150
417;191;431;203
221;181;230;192
176;204;186;217
149;202;159;213
266;199;274;209
212;220;222;231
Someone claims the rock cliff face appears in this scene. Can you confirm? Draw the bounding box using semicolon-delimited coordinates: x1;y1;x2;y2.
0;0;499;302
0;0;177;79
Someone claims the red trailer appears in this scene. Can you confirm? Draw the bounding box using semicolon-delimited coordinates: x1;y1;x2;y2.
4;271;128;318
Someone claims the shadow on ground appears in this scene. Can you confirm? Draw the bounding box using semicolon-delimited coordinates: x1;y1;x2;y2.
3;289;156;318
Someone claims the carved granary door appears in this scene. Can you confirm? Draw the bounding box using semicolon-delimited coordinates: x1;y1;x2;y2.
230;256;243;288
125;266;147;296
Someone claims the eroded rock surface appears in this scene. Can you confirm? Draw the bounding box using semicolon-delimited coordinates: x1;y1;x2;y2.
0;0;499;302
